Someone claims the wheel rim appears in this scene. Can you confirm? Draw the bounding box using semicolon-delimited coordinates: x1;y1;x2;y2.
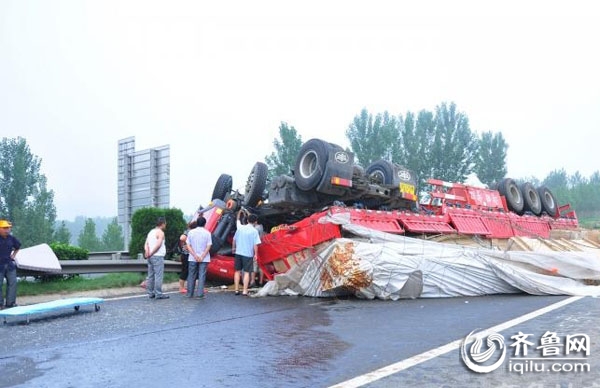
299;151;318;179
509;184;522;204
369;170;385;185
527;190;539;206
543;192;555;209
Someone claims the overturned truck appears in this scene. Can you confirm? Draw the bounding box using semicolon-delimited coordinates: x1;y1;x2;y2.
200;138;599;299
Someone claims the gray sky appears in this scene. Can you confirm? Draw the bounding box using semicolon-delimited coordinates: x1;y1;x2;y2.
2;1;599;220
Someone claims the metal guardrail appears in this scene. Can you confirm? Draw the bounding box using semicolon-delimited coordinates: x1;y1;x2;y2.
59;259;182;274
17;251;182;276
88;252;131;261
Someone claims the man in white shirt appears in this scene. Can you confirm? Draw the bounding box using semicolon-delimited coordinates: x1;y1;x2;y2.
186;216;212;299
144;217;168;299
232;214;261;296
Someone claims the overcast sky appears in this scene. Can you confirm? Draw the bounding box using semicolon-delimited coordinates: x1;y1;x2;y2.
1;1;599;220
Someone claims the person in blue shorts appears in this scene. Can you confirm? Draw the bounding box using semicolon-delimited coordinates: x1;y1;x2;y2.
232;214;261;296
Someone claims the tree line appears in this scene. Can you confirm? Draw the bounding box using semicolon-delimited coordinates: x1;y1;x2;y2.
264;102;600;221
266;102;509;187
54;217;125;251
0;137;124;251
2;103;599;251
344;102;509;187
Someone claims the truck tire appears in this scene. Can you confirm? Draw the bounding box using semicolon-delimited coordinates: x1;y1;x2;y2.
295;139;330;191
497;178;524;214
520;182;542;216
537;186;558;217
212;174;232;201
353;164;365;177
243;162;268;207
366;160;394;185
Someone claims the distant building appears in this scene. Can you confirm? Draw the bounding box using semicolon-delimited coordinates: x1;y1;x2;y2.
118;137;170;250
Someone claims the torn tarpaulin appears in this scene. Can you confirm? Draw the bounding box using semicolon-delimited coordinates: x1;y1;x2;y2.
256;224;600;299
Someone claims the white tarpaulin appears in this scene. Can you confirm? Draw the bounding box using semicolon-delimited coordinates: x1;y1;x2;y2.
257;220;600;299
14;244;62;273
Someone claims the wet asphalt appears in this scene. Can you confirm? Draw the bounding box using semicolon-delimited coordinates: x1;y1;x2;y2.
0;291;598;388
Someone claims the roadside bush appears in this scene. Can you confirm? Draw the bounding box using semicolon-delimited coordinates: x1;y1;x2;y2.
49;242;89;260
129;207;187;259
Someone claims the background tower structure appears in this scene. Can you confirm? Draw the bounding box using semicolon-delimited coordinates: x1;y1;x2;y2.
118;137;170;250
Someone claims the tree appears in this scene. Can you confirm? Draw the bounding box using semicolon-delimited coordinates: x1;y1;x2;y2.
474;131;508;186
539;169;600;219
18;175;57;247
427;102;478;183
0;137;56;246
582;172;600;219
129;207;187;258
541;169;571;212
542;169;569;189
346;108;399;166
77;218;102;251
53;221;72;244
101;217;125;251
265;122;303;179
392;109;436;187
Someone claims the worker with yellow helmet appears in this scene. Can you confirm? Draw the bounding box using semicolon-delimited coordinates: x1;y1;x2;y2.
0;219;21;309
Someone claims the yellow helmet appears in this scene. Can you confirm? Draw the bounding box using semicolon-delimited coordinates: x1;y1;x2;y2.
0;220;12;228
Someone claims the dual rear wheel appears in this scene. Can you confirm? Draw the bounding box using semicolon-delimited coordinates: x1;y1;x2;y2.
210;163;268;208
498;178;557;216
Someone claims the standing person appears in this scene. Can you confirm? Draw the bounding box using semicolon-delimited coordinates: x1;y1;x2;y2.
0;220;20;309
186;216;212;299
144;217;169;300
250;223;266;287
178;220;196;294
232;213;261;296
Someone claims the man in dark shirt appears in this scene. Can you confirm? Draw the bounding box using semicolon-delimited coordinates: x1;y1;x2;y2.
0;220;21;309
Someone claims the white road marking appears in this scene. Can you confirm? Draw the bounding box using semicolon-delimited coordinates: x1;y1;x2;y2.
328;296;585;388
106;290;180;301
106;294;150;301
104;287;230;301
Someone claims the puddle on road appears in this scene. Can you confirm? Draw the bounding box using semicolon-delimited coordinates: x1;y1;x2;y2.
0;356;46;388
257;301;350;385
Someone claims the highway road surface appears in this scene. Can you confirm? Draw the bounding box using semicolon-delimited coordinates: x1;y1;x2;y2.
1;289;598;388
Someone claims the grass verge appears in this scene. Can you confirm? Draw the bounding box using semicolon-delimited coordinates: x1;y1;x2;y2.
17;273;180;297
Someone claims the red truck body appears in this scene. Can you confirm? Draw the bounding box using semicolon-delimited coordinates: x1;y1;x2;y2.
199;138;578;283
203;183;578;283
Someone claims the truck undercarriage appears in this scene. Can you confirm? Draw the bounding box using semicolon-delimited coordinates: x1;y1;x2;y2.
198;138;583;292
